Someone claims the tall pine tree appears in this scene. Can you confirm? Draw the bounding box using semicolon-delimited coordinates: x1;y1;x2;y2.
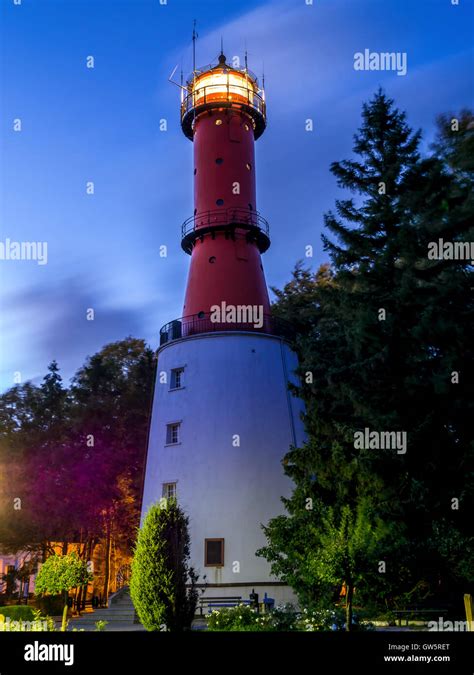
258;93;474;617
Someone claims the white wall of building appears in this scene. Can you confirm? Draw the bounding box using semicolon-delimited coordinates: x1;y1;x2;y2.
141;332;305;604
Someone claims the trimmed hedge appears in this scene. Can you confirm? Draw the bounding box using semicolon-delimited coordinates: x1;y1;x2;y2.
0;606;35;621
131;501;198;631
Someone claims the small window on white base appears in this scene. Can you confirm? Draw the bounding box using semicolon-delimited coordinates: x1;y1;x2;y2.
170;368;184;389
166;423;180;445
162;483;177;500
205;538;224;567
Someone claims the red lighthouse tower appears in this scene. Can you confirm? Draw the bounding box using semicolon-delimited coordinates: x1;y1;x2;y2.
142;48;305;606
179;52;271;332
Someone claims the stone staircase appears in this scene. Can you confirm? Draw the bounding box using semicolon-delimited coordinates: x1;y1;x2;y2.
68;587;144;631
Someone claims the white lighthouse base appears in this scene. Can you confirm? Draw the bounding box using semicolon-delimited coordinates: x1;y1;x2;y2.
141;331;305;607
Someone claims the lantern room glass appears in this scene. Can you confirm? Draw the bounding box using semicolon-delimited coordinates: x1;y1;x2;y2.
192;70;257;107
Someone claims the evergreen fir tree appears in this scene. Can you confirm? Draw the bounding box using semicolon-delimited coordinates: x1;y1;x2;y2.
130;500;198;631
259;93;474;613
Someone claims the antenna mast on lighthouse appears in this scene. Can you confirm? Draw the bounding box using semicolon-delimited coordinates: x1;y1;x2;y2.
192;19;198;76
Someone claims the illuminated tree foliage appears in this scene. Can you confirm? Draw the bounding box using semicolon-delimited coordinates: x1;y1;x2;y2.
0;338;156;602
35;553;92;631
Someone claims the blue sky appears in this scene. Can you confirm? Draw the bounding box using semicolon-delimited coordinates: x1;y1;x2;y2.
1;0;473;391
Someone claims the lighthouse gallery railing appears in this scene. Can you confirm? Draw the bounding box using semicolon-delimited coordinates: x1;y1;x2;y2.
181;207;269;237
181;208;270;254
159;313;294;346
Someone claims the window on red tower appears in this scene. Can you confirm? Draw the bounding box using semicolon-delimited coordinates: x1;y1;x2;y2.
205;539;224;567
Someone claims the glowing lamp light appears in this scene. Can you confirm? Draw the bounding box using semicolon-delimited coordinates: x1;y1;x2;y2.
180;56;266;140
192;69;257;106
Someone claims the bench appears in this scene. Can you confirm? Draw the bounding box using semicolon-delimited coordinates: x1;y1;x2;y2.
198;596;252;616
393;609;449;626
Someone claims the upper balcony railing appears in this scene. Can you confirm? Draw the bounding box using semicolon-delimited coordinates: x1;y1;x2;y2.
181;207;270;254
181;81;266;140
159;312;294;347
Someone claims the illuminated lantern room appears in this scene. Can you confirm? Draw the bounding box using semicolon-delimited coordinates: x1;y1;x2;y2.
181;53;266;141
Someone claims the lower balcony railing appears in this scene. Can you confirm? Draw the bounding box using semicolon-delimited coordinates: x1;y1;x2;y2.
159;312;294;346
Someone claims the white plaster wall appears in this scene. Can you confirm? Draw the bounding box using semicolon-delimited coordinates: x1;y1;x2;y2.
141;332;306;600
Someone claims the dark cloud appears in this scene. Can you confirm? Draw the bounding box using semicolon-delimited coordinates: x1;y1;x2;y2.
1;277;148;388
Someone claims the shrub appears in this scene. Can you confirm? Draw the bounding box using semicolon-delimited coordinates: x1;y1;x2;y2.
207;604;300;632
130;500;198;631
262;603;299;631
0;608;55;632
207;604;360;632
297;608;342;631
374;610;397;626
35;553;92;632
207;605;260;631
0;605;35;621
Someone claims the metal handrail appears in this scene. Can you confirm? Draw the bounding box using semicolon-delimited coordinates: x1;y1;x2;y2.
159;313;294;346
181;82;266;122
116;563;131;590
181;208;269;239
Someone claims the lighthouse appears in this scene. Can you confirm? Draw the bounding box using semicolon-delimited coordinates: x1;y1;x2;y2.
141;51;306;604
